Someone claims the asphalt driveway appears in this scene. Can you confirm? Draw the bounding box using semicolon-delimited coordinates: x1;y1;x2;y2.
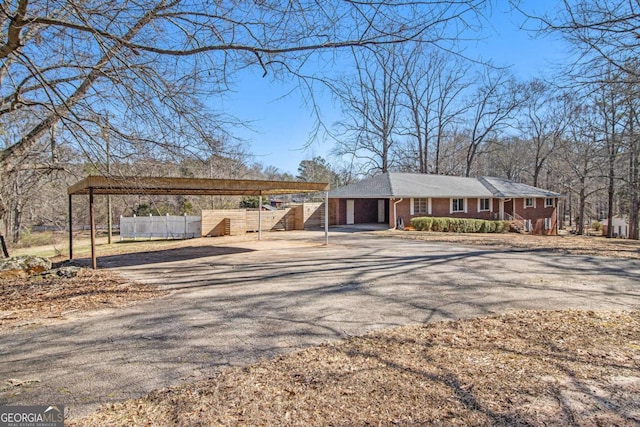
1;230;639;419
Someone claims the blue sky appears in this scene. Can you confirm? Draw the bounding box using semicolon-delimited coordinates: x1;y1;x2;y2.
220;1;567;176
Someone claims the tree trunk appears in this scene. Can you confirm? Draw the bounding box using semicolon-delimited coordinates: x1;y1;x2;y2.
11;203;22;244
629;141;639;239
606;153;616;238
578;180;586;235
434;133;442;174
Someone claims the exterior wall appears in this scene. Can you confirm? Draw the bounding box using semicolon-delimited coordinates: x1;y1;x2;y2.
331;196;559;234
329;199;339;226
333;198;387;225
394;197;500;226
601;217;629;238
509;197;559;236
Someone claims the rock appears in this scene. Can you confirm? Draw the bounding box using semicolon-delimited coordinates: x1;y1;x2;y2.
0;255;52;279
55;266;81;278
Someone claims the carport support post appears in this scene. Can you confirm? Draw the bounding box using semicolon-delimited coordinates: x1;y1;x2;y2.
68;194;73;260
258;191;262;241
89;188;97;269
324;191;329;245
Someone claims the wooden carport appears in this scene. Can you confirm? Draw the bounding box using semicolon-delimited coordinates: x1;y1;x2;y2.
67;176;330;269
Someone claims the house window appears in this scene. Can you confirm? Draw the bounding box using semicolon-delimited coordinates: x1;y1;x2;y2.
414;198;428;215
478;198;491;212
544;218;552;230
451;198;465;213
545;198;554;208
524;198;535;208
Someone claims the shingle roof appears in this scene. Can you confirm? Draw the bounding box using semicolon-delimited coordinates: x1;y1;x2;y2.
328;173;394;198
328;173;562;199
390;174;493;198
479;176;563;198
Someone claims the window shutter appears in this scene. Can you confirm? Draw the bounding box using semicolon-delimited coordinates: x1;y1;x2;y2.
428;198;432;215
464;198;468;213
410;198;414;215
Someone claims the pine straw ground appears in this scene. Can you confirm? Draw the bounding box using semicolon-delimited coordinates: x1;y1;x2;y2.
379;230;640;260
70;310;640;426
0;268;167;329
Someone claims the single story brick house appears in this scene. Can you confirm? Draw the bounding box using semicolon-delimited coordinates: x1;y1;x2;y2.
328;173;563;235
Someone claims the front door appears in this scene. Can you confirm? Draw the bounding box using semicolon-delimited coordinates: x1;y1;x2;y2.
377;199;385;223
346;199;355;225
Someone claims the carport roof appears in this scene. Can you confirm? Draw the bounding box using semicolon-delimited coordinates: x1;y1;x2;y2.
67;175;330;270
68;175;330;196
328;173;562;199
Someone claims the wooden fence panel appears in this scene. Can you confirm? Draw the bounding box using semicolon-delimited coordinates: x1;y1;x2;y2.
246;209;297;231
202;203;327;236
201;209;246;236
301;202;323;229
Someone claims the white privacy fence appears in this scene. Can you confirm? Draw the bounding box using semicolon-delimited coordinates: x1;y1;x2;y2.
120;214;201;240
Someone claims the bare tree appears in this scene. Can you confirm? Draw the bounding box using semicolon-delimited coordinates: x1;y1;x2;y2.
400;47;471;173
519;80;572;187
514;0;640;82
592;71;627;238
486;136;531;182
557;102;603;235
515;0;640;238
0;0;489;240
463;67;523;177
332;47;405;174
625;89;640;239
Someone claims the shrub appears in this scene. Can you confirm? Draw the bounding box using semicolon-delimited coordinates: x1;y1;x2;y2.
494;220;510;233
432;217;449;232
409;217;510;234
411;217;433;231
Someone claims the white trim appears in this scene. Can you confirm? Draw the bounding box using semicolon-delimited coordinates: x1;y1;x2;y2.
524;197;536;209
450;197;466;213
410;198;414;215
393;198;404;229
413;198;429;215
428;197;432;215
346;199;355;225
478;197;491;212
